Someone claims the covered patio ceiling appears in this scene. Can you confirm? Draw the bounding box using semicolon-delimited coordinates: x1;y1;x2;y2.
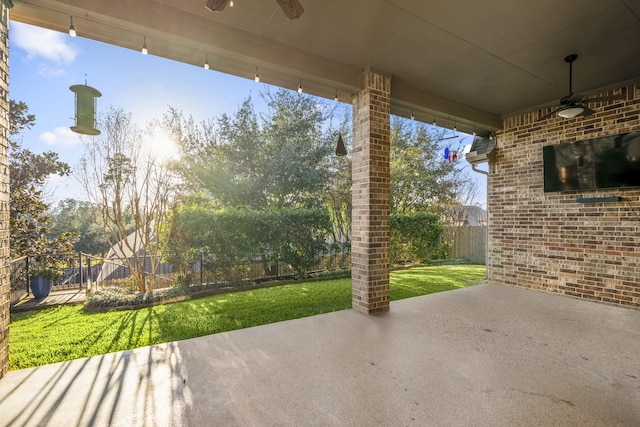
10;0;640;136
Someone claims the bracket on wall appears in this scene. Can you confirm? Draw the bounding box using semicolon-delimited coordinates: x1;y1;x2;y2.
576;196;622;203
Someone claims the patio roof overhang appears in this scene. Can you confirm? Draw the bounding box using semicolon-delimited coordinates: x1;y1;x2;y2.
11;0;640;136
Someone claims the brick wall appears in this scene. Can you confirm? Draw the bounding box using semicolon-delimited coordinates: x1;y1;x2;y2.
351;68;391;314
0;1;10;379
488;83;640;308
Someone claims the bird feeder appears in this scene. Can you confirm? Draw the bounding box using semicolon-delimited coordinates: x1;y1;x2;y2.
69;83;102;135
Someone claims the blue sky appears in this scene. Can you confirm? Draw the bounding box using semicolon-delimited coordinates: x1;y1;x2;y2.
10;20;486;207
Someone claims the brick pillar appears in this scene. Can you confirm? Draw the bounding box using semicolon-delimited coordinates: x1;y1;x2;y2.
351;67;391;314
0;0;11;380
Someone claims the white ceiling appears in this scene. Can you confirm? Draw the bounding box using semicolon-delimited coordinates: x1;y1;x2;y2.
10;0;640;135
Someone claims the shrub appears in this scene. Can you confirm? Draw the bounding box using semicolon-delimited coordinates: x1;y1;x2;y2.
390;212;444;264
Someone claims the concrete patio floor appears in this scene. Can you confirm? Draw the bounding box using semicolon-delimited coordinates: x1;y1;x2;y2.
0;283;639;426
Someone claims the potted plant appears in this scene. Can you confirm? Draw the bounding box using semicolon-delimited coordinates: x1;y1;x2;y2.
29;265;62;298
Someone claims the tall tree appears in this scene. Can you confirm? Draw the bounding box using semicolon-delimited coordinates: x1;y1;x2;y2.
165;89;338;210
48;199;132;255
390;117;468;214
9;100;77;259
79;107;177;292
259;89;334;208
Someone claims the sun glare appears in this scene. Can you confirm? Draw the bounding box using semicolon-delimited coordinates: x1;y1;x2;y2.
143;131;180;163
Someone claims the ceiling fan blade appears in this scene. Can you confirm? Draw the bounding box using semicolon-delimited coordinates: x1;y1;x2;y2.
538;105;566;122
578;106;595;117
205;0;230;12
583;93;626;103
276;0;304;19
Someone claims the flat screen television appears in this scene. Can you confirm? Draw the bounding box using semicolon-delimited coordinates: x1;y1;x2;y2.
543;130;640;193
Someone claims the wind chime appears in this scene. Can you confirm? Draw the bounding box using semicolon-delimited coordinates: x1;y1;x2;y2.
444;147;458;163
69;79;102;135
440;126;458;163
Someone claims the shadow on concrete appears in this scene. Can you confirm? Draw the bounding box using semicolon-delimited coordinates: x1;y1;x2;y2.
1;283;639;426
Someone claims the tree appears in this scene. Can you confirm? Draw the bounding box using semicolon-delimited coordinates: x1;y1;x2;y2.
9;100;77;259
390;117;462;214
79;107;177;292
48;199;131;255
259;89;334;208
165;89;337;210
324;112;352;243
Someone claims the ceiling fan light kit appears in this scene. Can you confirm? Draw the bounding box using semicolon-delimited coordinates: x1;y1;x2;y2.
538;54;623;122
556;106;584;119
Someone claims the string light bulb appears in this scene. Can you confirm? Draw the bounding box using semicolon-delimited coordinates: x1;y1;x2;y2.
298;80;303;93
433;117;437;126
204;54;209;70
410;111;415;120
230;0;234;6
334;89;339;102
141;37;148;55
254;67;260;82
68;16;76;37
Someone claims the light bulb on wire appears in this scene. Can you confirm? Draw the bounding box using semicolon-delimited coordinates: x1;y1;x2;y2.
68;16;76;37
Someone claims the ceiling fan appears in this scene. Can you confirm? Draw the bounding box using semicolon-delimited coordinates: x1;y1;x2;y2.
538;54;624;121
205;0;304;20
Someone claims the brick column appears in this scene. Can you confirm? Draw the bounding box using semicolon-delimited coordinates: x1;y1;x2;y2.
351;67;391;314
0;0;11;380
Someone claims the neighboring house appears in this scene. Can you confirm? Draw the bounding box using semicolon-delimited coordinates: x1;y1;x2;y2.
96;229;170;284
445;205;487;227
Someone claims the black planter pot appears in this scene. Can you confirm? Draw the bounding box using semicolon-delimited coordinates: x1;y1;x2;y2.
30;275;53;298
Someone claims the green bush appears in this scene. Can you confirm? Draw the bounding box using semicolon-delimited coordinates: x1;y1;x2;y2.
390;212;443;264
163;204;332;279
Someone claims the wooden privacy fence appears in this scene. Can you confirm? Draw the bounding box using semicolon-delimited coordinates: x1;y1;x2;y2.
450;226;487;264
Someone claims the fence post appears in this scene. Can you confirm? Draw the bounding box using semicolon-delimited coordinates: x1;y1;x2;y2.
78;252;83;290
26;255;30;296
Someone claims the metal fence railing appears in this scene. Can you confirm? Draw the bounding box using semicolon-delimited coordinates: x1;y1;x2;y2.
10;243;352;305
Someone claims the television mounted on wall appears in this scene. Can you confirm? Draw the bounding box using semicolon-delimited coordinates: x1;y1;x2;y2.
543;130;640;193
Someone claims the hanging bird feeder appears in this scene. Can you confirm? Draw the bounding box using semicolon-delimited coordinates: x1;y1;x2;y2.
69;83;102;135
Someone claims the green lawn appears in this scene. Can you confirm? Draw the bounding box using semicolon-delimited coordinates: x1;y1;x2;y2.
9;264;485;370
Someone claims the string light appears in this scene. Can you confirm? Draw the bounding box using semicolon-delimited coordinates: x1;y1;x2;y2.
254;67;260;82
410;111;415;120
298;80;303;93
230;0;234;6
68;16;76;37
204;54;209;70
141;37;148;55
334;89;339;102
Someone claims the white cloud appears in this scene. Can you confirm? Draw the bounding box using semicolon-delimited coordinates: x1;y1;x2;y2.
40;127;83;147
13;22;78;64
36;62;69;79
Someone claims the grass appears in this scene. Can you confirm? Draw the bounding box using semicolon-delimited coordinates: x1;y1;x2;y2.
9;264;485;370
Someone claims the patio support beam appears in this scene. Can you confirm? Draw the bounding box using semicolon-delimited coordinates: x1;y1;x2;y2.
351;67;391;314
0;0;12;380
